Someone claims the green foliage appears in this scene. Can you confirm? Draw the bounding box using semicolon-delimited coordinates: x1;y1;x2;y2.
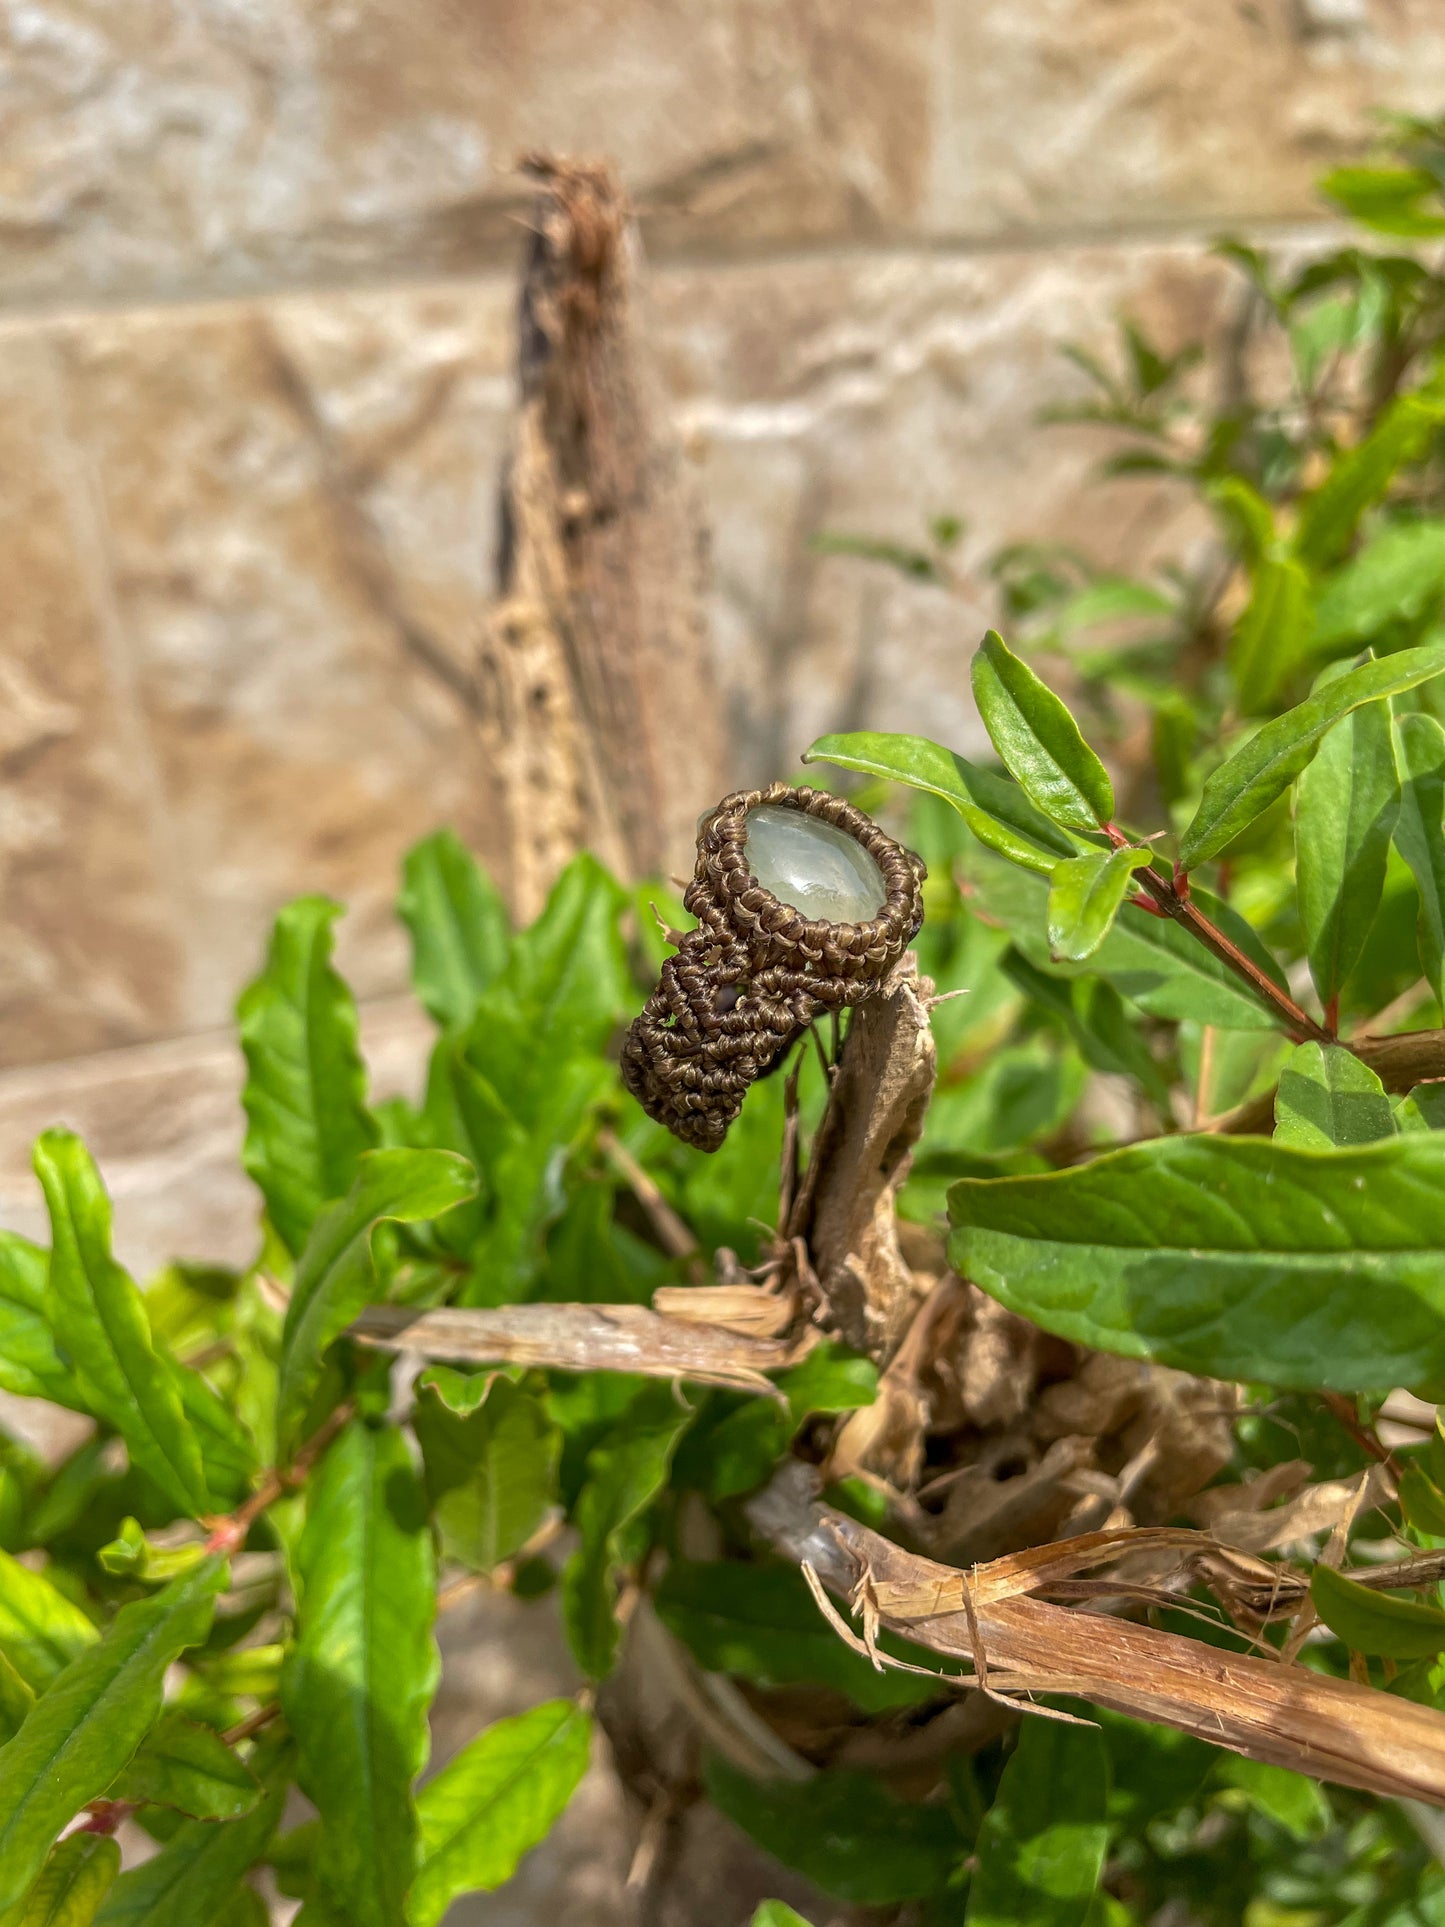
11;124;1445;1927
409;1700;592;1927
965;1717;1110;1926
280;1421;436;1927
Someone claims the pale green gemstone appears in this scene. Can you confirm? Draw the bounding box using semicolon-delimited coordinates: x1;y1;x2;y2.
743;804;886;924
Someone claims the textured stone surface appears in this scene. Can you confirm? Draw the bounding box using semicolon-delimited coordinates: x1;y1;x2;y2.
655;239;1232;779
6;0;1444;312
0;330;184;1067
0;0;931;307
52;295;517;1034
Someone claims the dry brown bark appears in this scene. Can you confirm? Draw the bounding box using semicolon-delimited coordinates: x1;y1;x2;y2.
480;155;725;915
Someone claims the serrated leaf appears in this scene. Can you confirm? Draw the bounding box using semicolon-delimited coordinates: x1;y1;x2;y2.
33;1132;208;1521
398;830;509;1031
965;1717;1108;1927
0;1548;99;1694
408;1699;592;1927
948;1134;1445;1392
237;896;379;1258
1295;695;1399;1004
1294;372;1445;569
704;1757;966;1905
655;1561;940;1714
1392;710;1445;1002
971;631;1114;830
1;1833;119;1927
1230;554;1312;714
280;1421;437;1927
96;1739;289;1924
0;1235;79;1408
1046;849;1152;963
111;1711;261;1821
1274;1043;1397;1149
275;1149;478;1456
414;1376;558;1572
804;731;1083;876
0;1556;225;1911
1311;1563;1445;1658
1179;640;1445;869
561;1382;693;1679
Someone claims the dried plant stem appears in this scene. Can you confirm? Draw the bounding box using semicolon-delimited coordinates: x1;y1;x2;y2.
749;1466;1445;1806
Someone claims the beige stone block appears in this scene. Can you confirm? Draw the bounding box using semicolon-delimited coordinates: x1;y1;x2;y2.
929;0;1445;239
0;0;931;306
0;328;184;1068
54;292;519;1028
653;240;1232;781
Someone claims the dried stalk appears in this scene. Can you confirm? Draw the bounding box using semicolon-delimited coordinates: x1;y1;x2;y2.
748;1465;1445;1806
350;1301;811;1394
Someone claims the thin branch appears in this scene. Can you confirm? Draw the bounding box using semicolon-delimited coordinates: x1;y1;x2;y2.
598;1126;701;1262
205;1401;355;1556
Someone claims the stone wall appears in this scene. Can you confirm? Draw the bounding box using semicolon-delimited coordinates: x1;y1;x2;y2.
4;4;1445;1914
6;0;1445;1265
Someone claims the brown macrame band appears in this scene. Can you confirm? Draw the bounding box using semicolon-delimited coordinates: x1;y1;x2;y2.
621;784;926;1150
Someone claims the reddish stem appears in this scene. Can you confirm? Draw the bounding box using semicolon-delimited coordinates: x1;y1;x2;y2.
204;1401;355;1555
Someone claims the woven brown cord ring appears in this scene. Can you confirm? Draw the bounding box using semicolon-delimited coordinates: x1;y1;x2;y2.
621;783;926;1150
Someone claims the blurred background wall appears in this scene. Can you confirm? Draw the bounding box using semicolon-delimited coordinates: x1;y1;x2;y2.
5;0;1445;1271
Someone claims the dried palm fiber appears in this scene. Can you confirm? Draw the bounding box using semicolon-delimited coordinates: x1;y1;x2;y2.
622;783;925;1150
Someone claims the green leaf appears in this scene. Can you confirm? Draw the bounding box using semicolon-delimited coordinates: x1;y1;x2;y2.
776;1344;877;1422
804;731;1082;876
965;1717;1109;1927
414;1376;558;1572
948;1133;1445;1392
970;854;1284;1029
1399;1464;1445;1535
1179;640;1445;870
33;1132;208;1521
275;1149;478;1456
1046;850;1151;963
1311;1563;1445;1658
0;1556;225;1912
408;1699;592;1927
0;1548;99;1693
1312;521;1445;654
704;1757;966;1905
1214;1757;1330;1842
0;1834;119;1927
561;1381;694;1679
96;1741;289;1924
0;1235;79;1407
111;1712;261;1821
750;1907;813;1927
97;1518;209;1585
655;1561;940;1714
0;1649;35;1745
1295;372;1445;569
280;1421;437;1927
398;830;509;1031
237;896;379;1258
1229;554;1312;714
1393;711;1445;1002
173;1371;258;1512
1295;695;1399;1004
971;631;1115;830
1274;1043;1398;1149
1321;164;1445;238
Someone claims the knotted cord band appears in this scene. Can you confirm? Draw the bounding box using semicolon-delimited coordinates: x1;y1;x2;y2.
621;783;925;1150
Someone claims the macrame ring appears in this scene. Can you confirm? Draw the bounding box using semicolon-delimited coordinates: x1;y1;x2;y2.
621;783;926;1151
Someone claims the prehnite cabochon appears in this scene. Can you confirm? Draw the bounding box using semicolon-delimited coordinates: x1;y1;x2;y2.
743;803;886;924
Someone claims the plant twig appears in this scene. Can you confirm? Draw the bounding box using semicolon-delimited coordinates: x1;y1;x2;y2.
598;1127;701;1263
205;1401;356;1556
